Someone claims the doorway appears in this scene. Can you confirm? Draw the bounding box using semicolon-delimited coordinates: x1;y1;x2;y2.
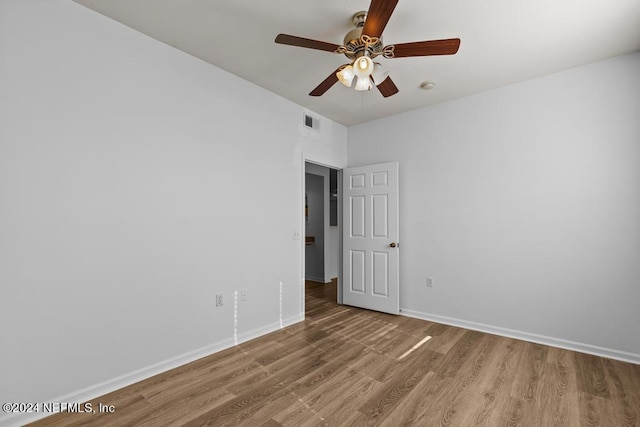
302;160;400;316
304;162;341;307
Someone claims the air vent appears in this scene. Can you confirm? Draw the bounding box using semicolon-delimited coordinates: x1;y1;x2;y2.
303;114;320;130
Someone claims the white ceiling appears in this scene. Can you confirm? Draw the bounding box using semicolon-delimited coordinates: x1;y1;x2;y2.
74;0;640;126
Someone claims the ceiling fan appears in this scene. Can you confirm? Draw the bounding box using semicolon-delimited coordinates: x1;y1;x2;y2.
274;0;460;98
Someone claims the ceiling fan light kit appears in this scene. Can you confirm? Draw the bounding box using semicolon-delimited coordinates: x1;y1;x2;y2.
353;55;374;78
355;76;372;91
338;57;387;91
371;63;389;85
275;0;460;98
337;65;355;87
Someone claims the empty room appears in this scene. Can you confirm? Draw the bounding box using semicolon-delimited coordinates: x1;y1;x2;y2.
1;0;639;426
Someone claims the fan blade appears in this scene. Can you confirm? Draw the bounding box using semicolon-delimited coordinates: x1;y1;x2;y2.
309;67;343;96
390;38;461;58
375;76;399;97
275;34;341;53
362;0;399;39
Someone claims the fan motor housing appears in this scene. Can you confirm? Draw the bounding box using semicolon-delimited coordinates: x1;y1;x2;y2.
342;12;384;60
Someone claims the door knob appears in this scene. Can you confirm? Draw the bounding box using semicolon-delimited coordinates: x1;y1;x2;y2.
389;242;397;248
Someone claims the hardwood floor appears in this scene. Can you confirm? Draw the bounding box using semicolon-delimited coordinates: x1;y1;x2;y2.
31;280;640;426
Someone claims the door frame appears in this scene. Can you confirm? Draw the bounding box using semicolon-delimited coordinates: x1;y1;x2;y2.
301;156;343;317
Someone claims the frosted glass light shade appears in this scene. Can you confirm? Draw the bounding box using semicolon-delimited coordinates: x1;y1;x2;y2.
353;56;374;78
371;63;389;85
354;75;371;91
337;65;355;87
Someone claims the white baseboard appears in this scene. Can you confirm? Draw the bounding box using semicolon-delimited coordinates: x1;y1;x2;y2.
0;314;304;427
236;314;304;344
400;308;640;365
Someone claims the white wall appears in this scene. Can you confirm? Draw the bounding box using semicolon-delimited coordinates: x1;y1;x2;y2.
304;173;325;281
348;53;640;362
0;1;346;423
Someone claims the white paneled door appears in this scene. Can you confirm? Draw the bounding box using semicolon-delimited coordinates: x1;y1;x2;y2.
342;162;399;314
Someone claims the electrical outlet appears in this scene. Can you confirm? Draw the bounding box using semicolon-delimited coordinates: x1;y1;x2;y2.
240;290;247;301
216;294;223;307
426;277;433;287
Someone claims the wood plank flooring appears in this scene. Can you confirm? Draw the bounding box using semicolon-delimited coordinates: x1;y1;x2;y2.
31;280;640;426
